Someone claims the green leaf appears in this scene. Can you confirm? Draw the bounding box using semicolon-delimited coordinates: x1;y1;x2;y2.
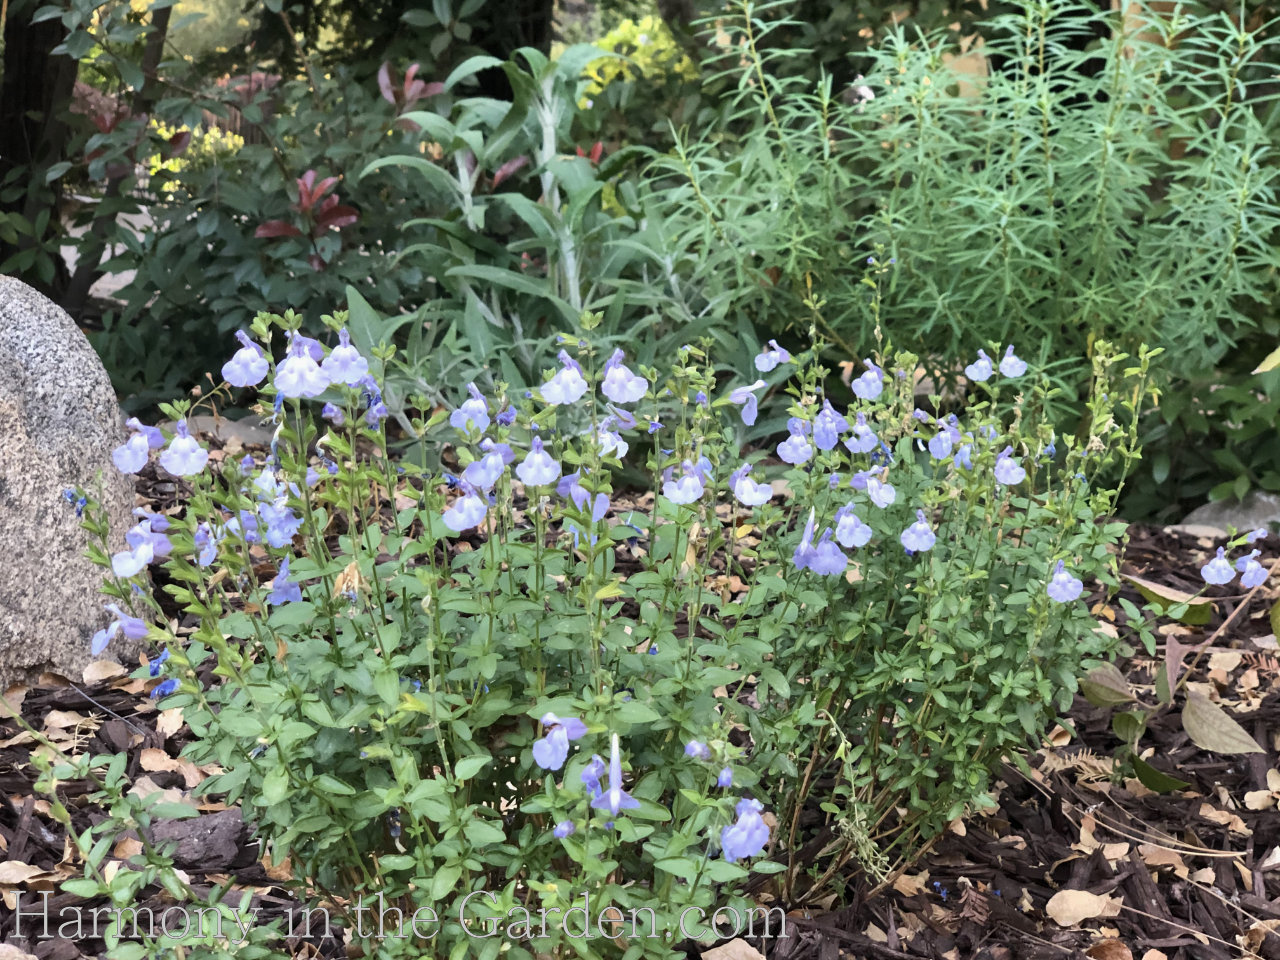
44;161;72;183
1131;755;1190;793
1121;574;1212;626
453;755;492;782
262;767;289;806
314;774;357;796
61;878;103;898
1080;663;1134;706
444;55;504;91
1181;691;1264;754
1111;709;1146;745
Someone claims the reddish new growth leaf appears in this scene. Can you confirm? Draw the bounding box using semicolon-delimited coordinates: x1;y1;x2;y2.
294;170;340;214
315;197;359;230
255;220;304;239
167;130;192;158
575;141;604;165
379;61;444;112
491;155;529;190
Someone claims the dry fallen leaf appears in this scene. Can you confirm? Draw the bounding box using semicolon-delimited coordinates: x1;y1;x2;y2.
0;861;51;884
701;939;766;960
1198;803;1252;835
0;944;39;960
1046;890;1123;926
893;871;930;896
82;660;126;683
1140;951;1168;960
1086;940;1133;960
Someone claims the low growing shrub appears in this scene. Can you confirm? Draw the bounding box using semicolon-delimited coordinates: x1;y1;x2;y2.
52;315;1158;959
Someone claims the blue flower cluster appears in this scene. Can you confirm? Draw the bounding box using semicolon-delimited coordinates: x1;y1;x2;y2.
1200;530;1270;589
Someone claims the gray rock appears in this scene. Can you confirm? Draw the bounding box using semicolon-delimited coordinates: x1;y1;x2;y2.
1181;491;1280;537
0;276;139;690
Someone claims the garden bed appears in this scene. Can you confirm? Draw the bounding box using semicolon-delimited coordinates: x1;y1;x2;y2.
3;516;1276;960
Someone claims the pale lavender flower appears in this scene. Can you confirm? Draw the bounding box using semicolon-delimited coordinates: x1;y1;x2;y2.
542;352;589;406
965;349;993;383
1200;547;1235;586
159;421;209;476
590;733;640;817
813;400;849;451
834;504;872;548
450;382;490;434
442;485;488;532
267;555;303;605
462;439;514;491
730;464;772;507
793;509;818;571
1237;549;1268;589
900;510;936;552
729;380;766;426
721;798;768;863
275;333;331;398
112;432;150;474
1247;528;1268;543
125;417;165;449
717;768;733;788
600;349;647;404
994;447;1026;485
320;329;370;385
532;713;589;771
553;821;576;839
778;432;813;465
516;436;561;486
322;402;345;426
1046;561;1084;602
809;530;848;575
866;475;896;508
998;345;1027;378
685;741;711;761
222;330;270;388
754;339;791;372
663;461;705;505
851;359;884;400
844;412;877;454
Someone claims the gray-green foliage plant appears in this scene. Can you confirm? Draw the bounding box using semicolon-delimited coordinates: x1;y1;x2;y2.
648;0;1280;409
54;308;1157;958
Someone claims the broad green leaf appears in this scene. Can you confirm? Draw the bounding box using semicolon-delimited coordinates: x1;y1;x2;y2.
1121;574;1212;626
1252;344;1280;375
453;755;492;782
1131;756;1190;793
1181;691;1264;754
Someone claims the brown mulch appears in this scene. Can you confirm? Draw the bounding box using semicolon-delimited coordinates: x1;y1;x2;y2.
3;447;1279;960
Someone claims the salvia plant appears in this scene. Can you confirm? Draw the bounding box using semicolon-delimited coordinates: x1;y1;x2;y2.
50;310;1164;960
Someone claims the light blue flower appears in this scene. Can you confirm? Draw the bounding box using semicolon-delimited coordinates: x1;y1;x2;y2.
754;339;791;373
597;420;628;459
730;464;772;507
866;475;895;508
542;351;589;406
125;417;165;449
900;510;936;552
532;713;589;770
450;382;490;434
834;505;872;548
793;509;818;571
928;423;954;460
443;485;488;532
999;345;1027;378
275;333;330;399
462;439;514;491
553;821;575;839
663;461;705;505
590;733;641;817
90;602;149;655
717;768;733;788
601;349;647;404
258;501;302;548
851;359;884;400
729;380;766;426
112;432;150;474
844;412;877;454
581;754;606;801
322;402;345;426
222;330;270;388
516;436;561;486
1247;528;1268;543
721;798;769;863
1047;561;1083;602
778;433;813;465
994;447;1026;485
813;400;849;451
159;421;209;477
1237;549;1268;589
320;329;369;386
1201;547;1235;586
111;528;155;578
965;349;993;383
267;555;303;605
808;530;848;575
194;522;220;567
685;741;711;761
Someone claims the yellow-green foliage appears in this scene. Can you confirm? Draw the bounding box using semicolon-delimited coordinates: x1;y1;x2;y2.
583;15;697;99
146;122;244;190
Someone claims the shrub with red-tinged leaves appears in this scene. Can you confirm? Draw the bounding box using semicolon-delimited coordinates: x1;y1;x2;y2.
255;170;360;268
